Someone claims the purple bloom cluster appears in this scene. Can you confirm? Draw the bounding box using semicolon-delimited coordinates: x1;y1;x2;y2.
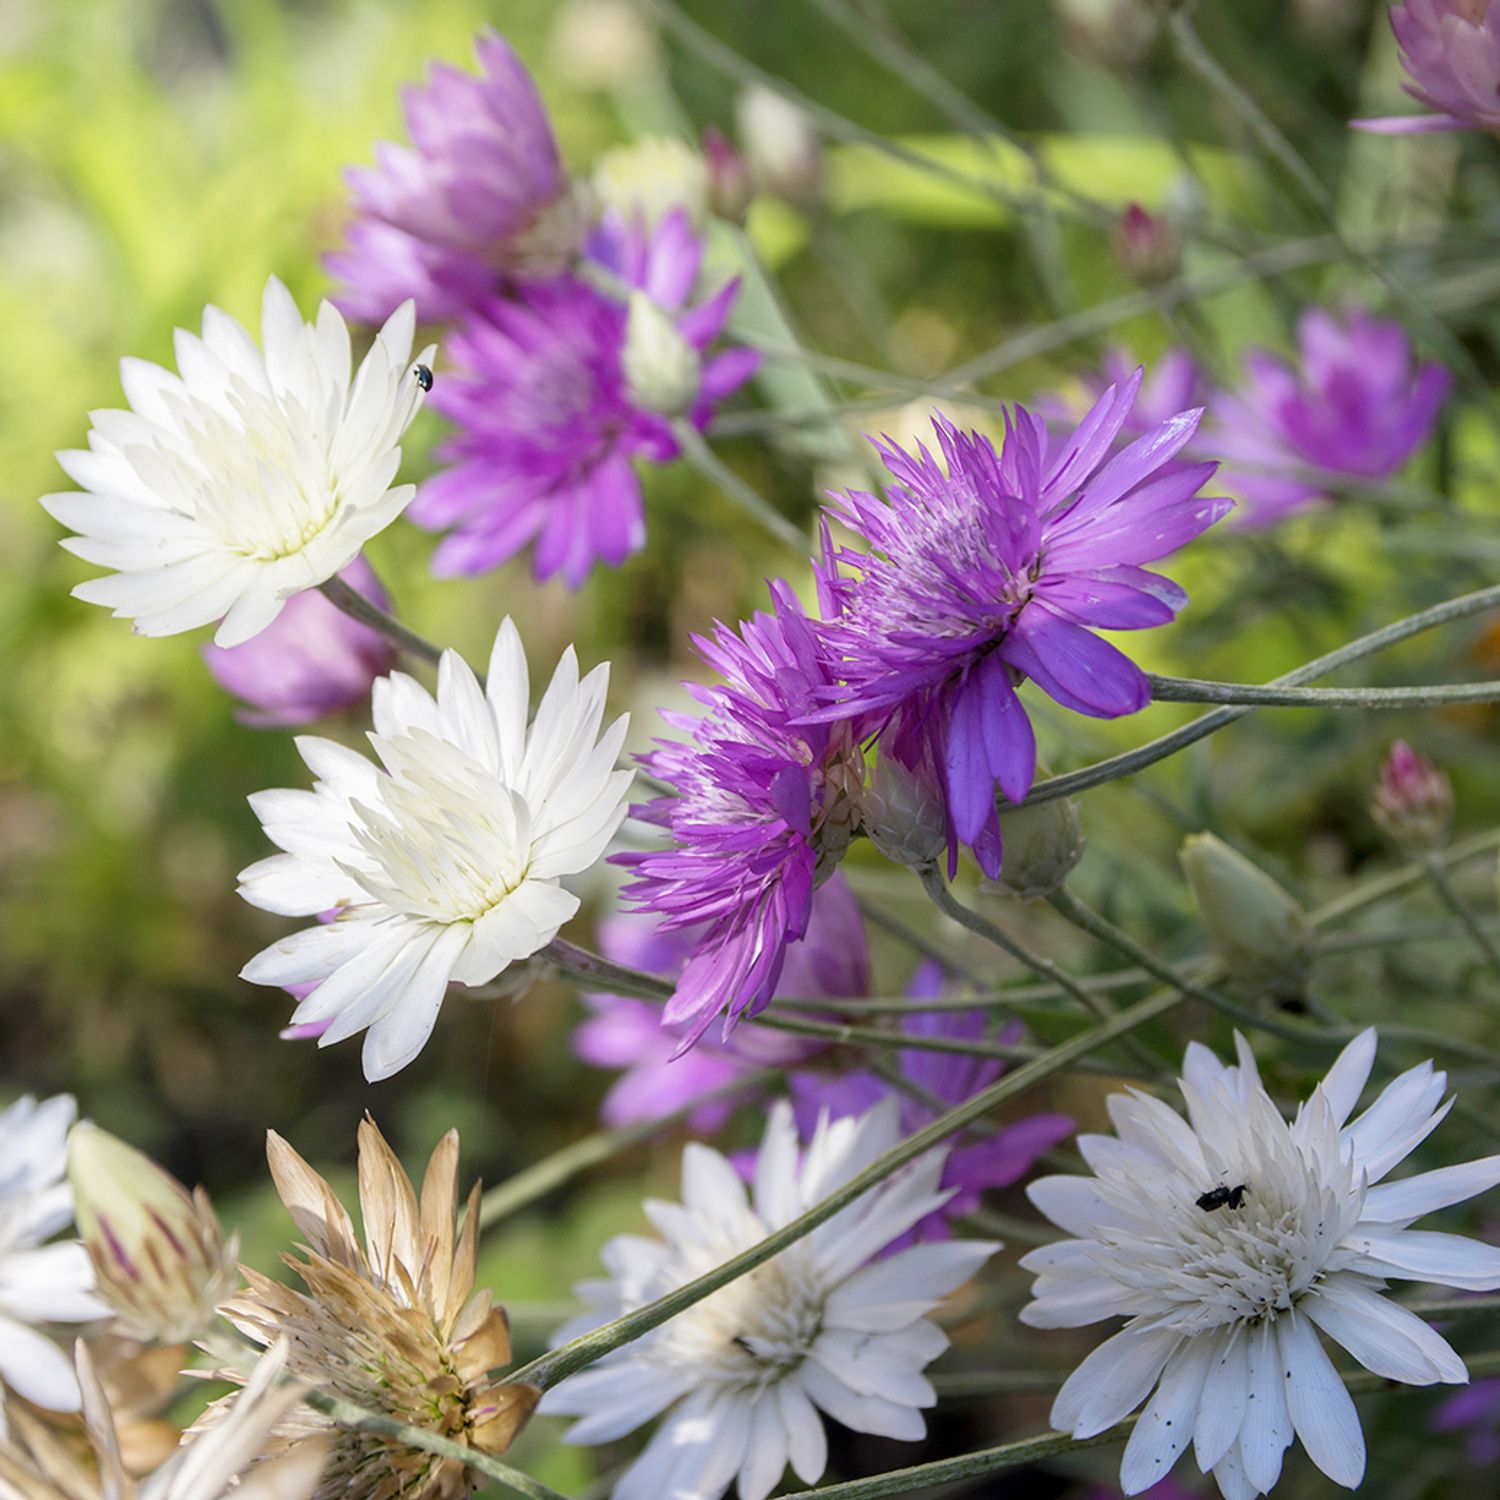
1355;1;1500;135
789;962;1074;1246
617;581;864;1050
817;383;1227;875
573;874;868;1130
328;28;581;324
1211;307;1450;526
410;211;757;586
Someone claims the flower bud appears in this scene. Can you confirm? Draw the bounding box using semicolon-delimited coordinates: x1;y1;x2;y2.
593;138;709;229
996;795;1086;901
1180;833;1317;1000
547;0;659;93
67;1124;239;1344
622;291;703;417
865;753;948;869
736;84;823;208
1112;203;1181;286
1371;741;1453;854
702;127;754;224
1053;0;1158;68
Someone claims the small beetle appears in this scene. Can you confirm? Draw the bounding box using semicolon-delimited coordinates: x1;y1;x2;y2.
414;364;434;392
1196;1183;1249;1212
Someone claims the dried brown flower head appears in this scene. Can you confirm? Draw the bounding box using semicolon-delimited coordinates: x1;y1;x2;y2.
214;1120;538;1500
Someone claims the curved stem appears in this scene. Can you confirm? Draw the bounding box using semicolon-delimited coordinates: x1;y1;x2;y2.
1423;852;1500;983
319;576;446;671
540;938;672;1002
1024;583;1500;809
1311;828;1500;929
504;981;1188;1391
1149;675;1500;710
673;423;808;553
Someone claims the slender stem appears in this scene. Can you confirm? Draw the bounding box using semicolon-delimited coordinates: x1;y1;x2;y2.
1149;675;1500;710
319;576;445;670
540;938;672;1002
1311;828;1500;929
1024;583;1500;809
477;1071;774;1229
672;422;807;552
1423;852;1500;982
917;866;1168;1072
855;892;992;989
505;983;1189;1391
773;968;1151;1014
305;1392;563;1500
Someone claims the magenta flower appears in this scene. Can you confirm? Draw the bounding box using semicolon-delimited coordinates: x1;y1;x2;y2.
1091;347;1210;435
410;209;759;587
1435;1377;1500;1465
816;385;1227;877
790;962;1074;1245
616;581;864;1050
1355;1;1500;135
201;557;395;728
1211;307;1450;526
327;28;582;324
573;873;869;1130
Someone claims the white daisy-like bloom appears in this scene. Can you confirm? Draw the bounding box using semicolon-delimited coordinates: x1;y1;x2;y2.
41;276;434;648
238;619;632;1081
1021;1029;1500;1500
0;1093;108;1435
539;1099;998;1500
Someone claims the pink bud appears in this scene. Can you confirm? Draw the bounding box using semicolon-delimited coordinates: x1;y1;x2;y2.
1112;203;1181;285
702;127;754;224
1372;741;1453;852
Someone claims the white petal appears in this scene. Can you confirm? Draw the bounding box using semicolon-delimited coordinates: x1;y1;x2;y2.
1361;1155;1500;1225
1194;1322;1251;1472
1303;1274;1466;1384
1119;1334;1214;1494
1238;1315;1294;1495
1345;1226;1500;1291
0;1316;81;1411
1319;1027;1378;1127
1277;1307;1365;1488
1051;1322;1182;1439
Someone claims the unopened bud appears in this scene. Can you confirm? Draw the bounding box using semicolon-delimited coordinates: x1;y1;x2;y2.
1053;0;1158;68
866;754;948;869
548;0;658;93
67;1124;239;1344
703;127;754;224
997;795;1086;901
1371;741;1453;854
593;138;709;229
736;84;823;208
1180;833;1317;1001
1112;203;1181;286
622;292;702;416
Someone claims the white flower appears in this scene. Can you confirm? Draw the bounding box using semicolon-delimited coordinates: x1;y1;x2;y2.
622;291;703;417
0;1093;108;1433
0;1337;325;1500
1021;1029;1500;1500
238;619;632;1081
42;276;434;648
539;1099;997;1500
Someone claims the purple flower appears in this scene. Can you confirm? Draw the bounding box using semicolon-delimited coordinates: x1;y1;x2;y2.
1354;1;1500;135
616;581;864;1051
1435;1377;1500;1465
327;28;583;324
1212;307;1450;527
573;872;869;1130
201;557;395;728
816;386;1227;877
410;209;758;587
1091;348;1210;435
1087;1479;1201;1500
790;962;1074;1245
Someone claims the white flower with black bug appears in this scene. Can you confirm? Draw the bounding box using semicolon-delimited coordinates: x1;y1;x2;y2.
1021;1029;1500;1499
43;276;434;647
540;1099;997;1500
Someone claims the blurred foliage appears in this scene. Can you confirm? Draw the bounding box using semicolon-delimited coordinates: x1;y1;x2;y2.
5;0;1500;1495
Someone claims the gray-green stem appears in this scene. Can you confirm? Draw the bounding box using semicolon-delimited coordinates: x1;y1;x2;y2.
672;421;807;552
319;575;446;670
1422;852;1500;984
1149;675;1500;710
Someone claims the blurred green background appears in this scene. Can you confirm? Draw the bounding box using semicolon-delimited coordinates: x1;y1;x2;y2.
6;0;1500;1493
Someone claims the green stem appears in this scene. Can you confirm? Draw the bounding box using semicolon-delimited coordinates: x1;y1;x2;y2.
855;892;992;989
673;422;807;552
505;983;1189;1391
1423;852;1500;982
540;938;672;1002
477;1071;774;1229
1149;675;1500;710
773;968;1151;1014
1025;583;1500;809
319;576;446;670
1311;828;1500;929
305;1392;565;1500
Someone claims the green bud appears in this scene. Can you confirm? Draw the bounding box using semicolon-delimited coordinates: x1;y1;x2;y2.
1179;832;1317;1000
996;795;1086;900
865;754;948;869
67;1124;239;1344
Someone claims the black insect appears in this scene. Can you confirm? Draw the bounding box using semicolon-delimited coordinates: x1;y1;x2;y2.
1196;1183;1249;1212
414;364;434;392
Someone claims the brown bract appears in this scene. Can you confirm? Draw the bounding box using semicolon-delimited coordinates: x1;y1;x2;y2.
213;1119;538;1500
